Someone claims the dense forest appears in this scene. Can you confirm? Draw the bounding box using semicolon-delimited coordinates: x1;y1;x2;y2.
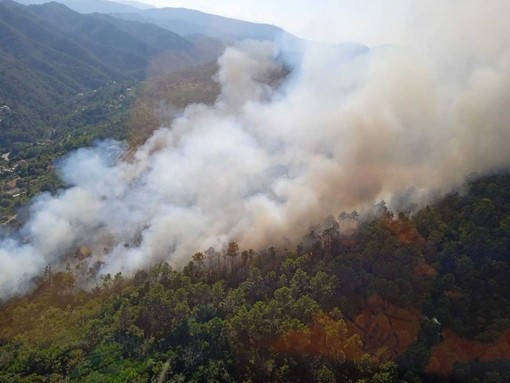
1;172;509;382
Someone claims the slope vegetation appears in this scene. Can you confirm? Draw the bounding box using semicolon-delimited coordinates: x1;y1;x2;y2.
1;173;510;382
0;0;221;149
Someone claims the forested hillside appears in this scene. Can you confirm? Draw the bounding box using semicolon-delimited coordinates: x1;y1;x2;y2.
0;0;220;149
0;0;227;222
14;0;146;13
1;172;509;382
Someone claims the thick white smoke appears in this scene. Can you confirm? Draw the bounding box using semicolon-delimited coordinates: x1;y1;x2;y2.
2;1;510;300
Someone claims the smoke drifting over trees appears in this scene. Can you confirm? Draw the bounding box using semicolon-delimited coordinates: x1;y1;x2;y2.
1;0;510;300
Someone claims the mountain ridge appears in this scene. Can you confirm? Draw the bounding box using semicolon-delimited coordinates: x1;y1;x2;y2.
113;6;301;48
0;0;221;148
13;0;300;46
13;0;141;14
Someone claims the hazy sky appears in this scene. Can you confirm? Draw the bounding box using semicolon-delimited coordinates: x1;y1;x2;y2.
135;0;410;45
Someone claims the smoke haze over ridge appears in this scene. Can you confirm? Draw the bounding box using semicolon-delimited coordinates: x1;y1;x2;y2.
1;0;510;300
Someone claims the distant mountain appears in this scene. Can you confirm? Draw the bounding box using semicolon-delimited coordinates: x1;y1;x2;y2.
15;0;300;46
0;0;222;148
116;7;298;43
2;0;300;149
14;0;140;14
27;2;202;72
